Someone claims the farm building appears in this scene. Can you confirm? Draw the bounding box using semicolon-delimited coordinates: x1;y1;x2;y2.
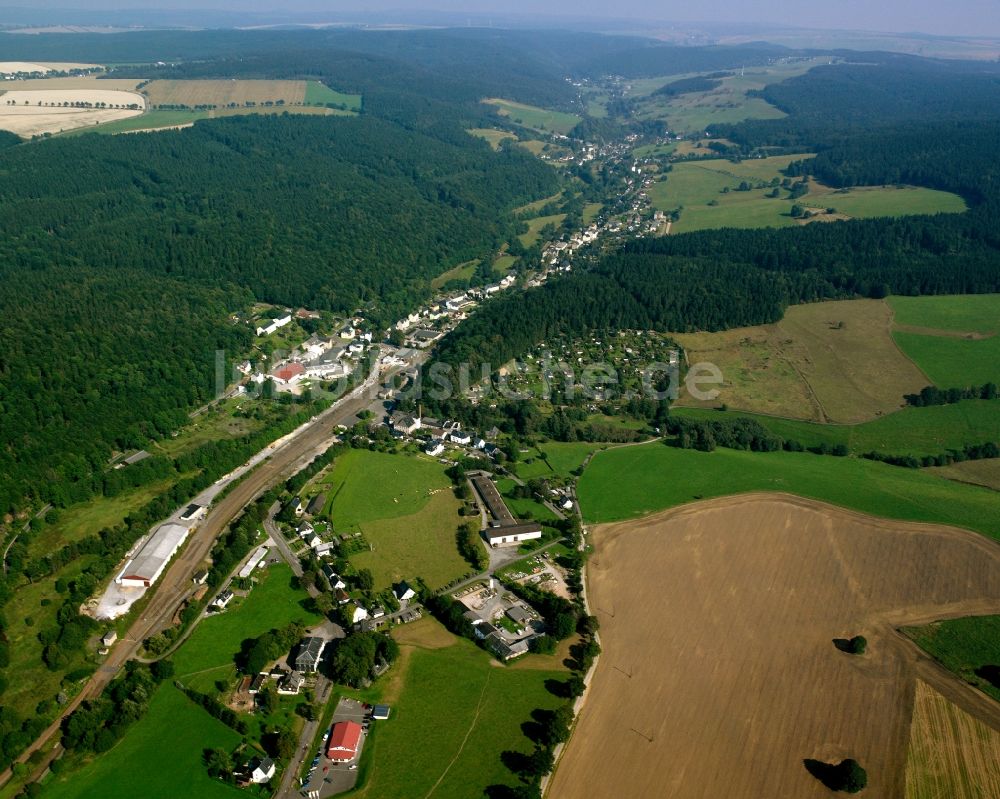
238;545;269;579
101;630;118;647
306;493;326;515
295;636;327;673
256;314;292;336
271;362;305;385
485;523;542;547
326;721;362;762
372;705;391;720
179;503;206;522
213;589;234;610
192;569;209;585
114;522;191;587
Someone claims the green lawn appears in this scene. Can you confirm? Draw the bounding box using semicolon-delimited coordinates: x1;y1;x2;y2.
492;254;518;275
172;563;321;682
673;400;1000;458
319;449;452;529
467;128;517;150
304;80;361;109
518;213;566;247
350;491;469;591
889;295;1000;387
431;259;479;289
347;627;564;799
43;683;244;799
903;616;1000;703
577;441;1000;538
891;294;1000;334
482;98;580;135
515;442;605;480
494;478;559;522
649;156;966;234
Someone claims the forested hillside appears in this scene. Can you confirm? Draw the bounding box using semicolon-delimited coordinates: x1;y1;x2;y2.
0;68;556;515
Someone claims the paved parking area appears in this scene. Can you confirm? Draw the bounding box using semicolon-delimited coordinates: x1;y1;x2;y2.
301;698;368;798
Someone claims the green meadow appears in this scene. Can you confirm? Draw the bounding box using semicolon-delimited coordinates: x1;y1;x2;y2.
648;156;966;234
904;615;1000;704
304;80;362;109
171;562;322;685
577;441;1000;538
889;294;1000;387
483;98;581;135
673;400;1000;458
43;684;244;799
345;625;563;799
317;450;468;589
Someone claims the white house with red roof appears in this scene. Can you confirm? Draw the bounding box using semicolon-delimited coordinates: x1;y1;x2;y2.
271;362;305;385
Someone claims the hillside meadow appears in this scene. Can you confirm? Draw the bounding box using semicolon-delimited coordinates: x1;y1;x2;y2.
889;294;1000;387
648;155;965;234
577;441;1000;538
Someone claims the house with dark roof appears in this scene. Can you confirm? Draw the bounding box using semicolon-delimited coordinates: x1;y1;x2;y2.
294;636;327;673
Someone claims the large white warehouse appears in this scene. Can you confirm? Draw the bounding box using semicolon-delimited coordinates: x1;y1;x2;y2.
115;522;191;588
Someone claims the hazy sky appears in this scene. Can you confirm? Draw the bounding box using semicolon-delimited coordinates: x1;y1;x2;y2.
9;0;1000;37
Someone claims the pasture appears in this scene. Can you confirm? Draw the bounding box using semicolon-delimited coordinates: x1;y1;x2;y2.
0;87;144;135
303;80;361;109
515;442;604;480
347;620;564;799
42;683;244;799
889;294;1000;387
628;59;831;133
647;156;965;234
903;616;1000;704
482;98;581;135
576;441;1000;537
518;213;566;247
317;450;468;589
905;680;1000;799
349;491;469;590
674;298;928;423
551;495;1000;799
467;127;517;150
674;399;1000;459
171;563;322;684
431;259;479;289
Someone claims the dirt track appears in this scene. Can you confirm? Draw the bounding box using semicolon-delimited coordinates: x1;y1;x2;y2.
549;493;1000;799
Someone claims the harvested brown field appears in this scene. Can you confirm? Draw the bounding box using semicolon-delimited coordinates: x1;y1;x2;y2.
0;88;145;136
549;494;1000;799
674;298;928;422
144;79;307;108
905;679;1000;799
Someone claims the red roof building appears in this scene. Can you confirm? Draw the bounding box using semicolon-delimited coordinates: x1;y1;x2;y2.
326;721;362;762
271;362;305;384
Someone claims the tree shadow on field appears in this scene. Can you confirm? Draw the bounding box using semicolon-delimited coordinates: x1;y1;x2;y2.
544;677;571;698
500;749;533;777
975;664;1000;689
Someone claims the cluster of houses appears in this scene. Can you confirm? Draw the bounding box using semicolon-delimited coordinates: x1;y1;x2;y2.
455;578;545;661
239;310;376;393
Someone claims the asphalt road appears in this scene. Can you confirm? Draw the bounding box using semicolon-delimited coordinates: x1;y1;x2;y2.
0;370;388;788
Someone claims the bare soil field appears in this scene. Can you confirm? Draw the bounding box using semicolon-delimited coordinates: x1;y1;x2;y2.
0;76;142;91
905;679;1000;799
0;62;100;74
0;88;145;136
144;79;307;107
549;494;1000;799
674;298;928;422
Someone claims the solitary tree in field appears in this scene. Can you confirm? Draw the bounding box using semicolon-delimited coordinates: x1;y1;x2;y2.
804;758;868;793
